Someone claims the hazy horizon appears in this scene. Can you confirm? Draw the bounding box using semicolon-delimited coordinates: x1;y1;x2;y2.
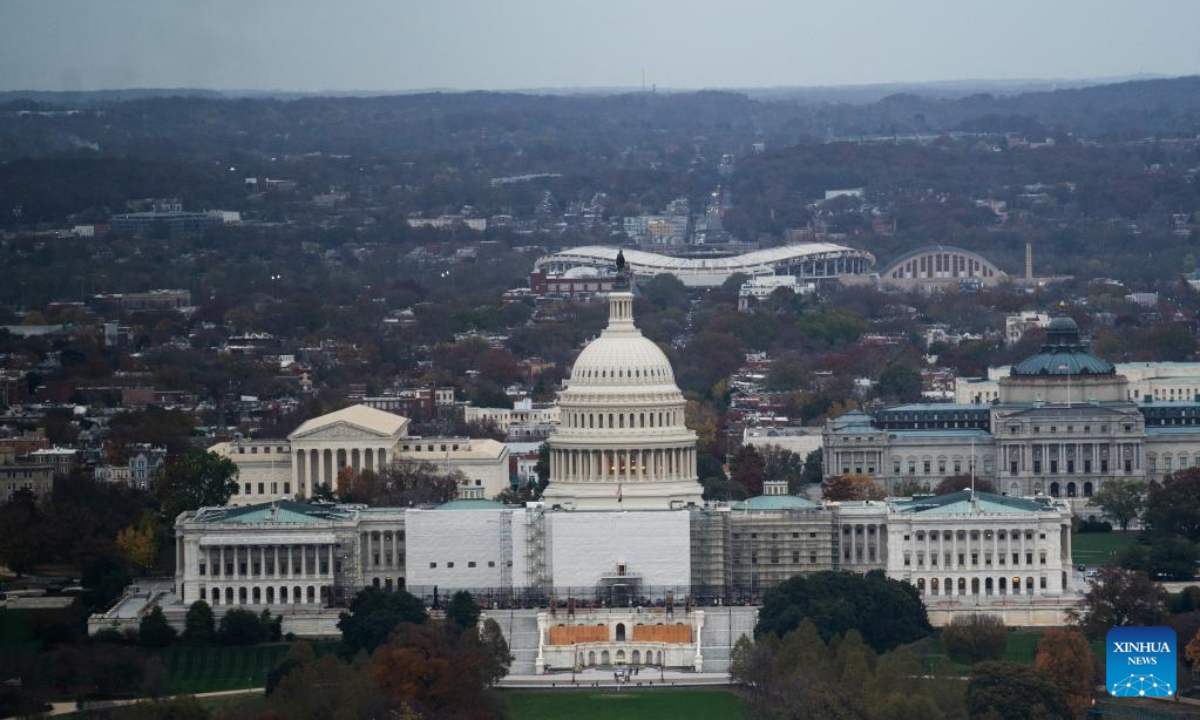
3;0;1199;93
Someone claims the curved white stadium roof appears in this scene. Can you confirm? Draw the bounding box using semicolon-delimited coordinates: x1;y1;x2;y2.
535;244;875;287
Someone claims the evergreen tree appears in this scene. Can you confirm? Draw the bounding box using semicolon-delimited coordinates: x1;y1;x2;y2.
139;606;177;648
183;600;215;645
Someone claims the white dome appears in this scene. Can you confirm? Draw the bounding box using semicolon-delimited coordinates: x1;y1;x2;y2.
542;290;704;511
565;291;676;391
569;331;676;388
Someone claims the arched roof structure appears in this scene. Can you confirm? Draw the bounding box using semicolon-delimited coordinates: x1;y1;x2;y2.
535;244;874;287
879;245;1007;286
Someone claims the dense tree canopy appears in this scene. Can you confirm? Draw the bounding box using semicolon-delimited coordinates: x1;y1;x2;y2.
966;661;1071;720
152;450;239;521
337;587;429;656
1068;567;1169;638
1144;469;1200;541
757;571;931;652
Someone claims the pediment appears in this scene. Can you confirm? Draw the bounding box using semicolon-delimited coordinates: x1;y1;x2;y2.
290;420;396;442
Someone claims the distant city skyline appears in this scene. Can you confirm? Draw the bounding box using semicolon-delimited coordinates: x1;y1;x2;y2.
2;0;1199;93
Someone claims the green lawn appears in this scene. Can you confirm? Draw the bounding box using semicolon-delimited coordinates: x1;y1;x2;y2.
0;608;38;657
504;689;749;720
908;629;1105;677
149;641;341;695
1072;531;1139;566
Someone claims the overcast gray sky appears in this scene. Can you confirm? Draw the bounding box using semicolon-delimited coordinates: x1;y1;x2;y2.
3;0;1198;92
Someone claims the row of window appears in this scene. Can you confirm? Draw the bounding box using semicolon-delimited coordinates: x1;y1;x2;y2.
576;366;669;380
201;584;325;605
1009;424;1120;435
235;482;291;496
903;552;1047;568
564;410;680;430
1148;454;1200;473
198;559;336;576
402;443;461;452
235;445;288;454
427;560;506;569
732;531;820;540
916;576;1047;595
734;552;820;565
905;529;1042;541
891;458;996;476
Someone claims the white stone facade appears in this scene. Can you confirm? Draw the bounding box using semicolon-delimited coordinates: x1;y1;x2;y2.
209;404;510;504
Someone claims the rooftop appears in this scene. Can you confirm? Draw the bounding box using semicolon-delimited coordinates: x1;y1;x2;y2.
893;490;1052;516
290;403;409;439
732;494;818;511
1010;316;1116;378
435;499;508;511
193;500;356;524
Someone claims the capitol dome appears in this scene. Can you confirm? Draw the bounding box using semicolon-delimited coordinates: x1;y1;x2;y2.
541;291;704;511
567;294;677;389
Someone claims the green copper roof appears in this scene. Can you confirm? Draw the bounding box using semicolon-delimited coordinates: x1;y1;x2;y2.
733;495;818;511
1010;316;1115;377
197;501;355;524
894;490;1049;515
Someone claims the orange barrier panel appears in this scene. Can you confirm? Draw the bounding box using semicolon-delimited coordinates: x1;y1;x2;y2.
547;624;608;645
631;623;692;644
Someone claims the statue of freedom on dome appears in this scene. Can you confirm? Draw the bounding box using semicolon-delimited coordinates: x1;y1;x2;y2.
613;250;631;290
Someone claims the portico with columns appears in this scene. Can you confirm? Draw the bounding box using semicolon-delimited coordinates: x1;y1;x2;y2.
287;404;409;498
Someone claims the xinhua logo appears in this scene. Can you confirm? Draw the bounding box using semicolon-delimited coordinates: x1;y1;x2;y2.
1106;626;1177;698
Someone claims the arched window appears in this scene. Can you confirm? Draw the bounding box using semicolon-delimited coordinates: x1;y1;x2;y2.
1083;482;1094;497
632;649;641;664
601;650;610;665
280;586;288;603
616;650;626;664
917;578;925;593
588;651;596;666
1067;482;1077;498
640;413;645;428
930;578;939;595
615;623;626;641
1049;482;1060;497
619;415;624;428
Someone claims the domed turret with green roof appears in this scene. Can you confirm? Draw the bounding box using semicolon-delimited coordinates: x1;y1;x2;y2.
1010;316;1115;377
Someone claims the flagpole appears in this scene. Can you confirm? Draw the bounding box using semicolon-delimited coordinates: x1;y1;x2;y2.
970;435;976;501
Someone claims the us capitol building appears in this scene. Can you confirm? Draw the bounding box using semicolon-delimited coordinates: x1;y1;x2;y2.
824;316;1200;514
92;289;1078;672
